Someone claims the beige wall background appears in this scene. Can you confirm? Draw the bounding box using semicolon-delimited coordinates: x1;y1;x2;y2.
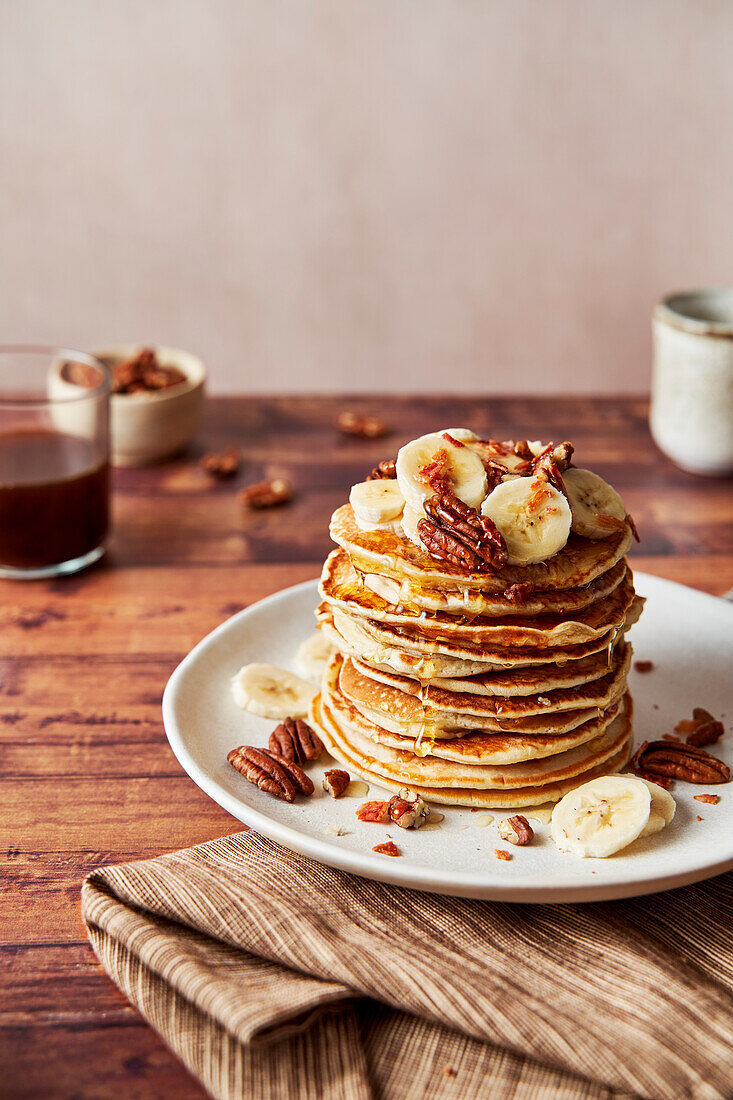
1;0;731;393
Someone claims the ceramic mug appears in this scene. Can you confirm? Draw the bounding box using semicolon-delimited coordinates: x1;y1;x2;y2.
651;289;733;476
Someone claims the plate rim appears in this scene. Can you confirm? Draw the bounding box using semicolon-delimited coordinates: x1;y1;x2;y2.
162;572;733;903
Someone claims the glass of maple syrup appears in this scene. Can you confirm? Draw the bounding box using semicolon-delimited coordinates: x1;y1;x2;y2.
0;347;111;578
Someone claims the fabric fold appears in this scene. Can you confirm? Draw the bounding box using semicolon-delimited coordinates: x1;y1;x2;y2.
82;831;733;1100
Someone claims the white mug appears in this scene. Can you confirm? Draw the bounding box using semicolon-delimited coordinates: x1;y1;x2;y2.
651;289;733;476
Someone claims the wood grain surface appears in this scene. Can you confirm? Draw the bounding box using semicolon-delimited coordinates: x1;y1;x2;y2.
1;396;732;1099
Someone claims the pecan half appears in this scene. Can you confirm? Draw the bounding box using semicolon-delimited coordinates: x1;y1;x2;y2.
323;769;350;798
337;411;387;438
423;491;507;569
108;348;187;394
227;745;314;801
269;717;324;763
417;519;483;571
530;441;574;474
366;458;397;481
497;815;534;846
201;447;240;479
239;478;293;509
356;800;391;823
372;841;400;856
388;788;430;829
631;740;730;785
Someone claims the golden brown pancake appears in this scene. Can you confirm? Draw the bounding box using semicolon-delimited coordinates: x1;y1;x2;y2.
330;504;633;593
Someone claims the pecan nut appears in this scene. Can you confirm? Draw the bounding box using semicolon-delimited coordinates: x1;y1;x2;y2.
366;458;397;481
497;815;534;845
337;411;387;438
631;740;730;785
417;518;484;572
504;582;533;604
424;491;507;569
675;707;724;748
107;348;187;394
269;717;324;764
227;745;315;802
239;478;293;509
388;787;430;829
323;768;350;798
356;800;391;823
201;447;240;479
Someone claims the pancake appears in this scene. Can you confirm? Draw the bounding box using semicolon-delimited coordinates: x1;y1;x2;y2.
311;690;634;807
350;605;641;666
346;643;631;721
320;551;637;648
357;555;628;618
325;656;626;765
316;607;629;682
354;640;630;698
330;504;633;593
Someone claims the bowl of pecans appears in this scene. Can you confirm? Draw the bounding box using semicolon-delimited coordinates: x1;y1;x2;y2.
52;345;206;466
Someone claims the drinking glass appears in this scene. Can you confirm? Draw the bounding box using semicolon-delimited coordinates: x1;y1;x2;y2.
0;346;111;578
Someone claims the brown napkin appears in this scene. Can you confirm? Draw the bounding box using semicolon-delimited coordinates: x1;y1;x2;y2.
81;831;733;1100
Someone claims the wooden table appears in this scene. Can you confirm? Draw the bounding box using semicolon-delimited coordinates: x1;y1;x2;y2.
2;396;732;1098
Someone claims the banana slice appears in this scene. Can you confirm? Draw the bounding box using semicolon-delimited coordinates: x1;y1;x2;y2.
350;480;404;528
563;468;627;540
550;775;651;858
401;504;427;549
295;632;335;684
231;663;316;719
626;775;676;837
396;432;487;513
481;476;571;564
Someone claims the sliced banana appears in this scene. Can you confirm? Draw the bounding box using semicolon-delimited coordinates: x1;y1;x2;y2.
481;476;571;564
563;468;627;540
550;775;651;858
350;480;404;528
231;663;316;719
401;504;427;549
295;632;335;684
396;432;487;513
625;775;676;837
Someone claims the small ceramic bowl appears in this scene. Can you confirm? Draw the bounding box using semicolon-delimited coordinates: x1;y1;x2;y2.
50;345;206;466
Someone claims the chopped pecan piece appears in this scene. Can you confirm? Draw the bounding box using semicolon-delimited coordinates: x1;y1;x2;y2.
356;800;391;823
372;841;400;856
504;582;533;604
337;411;387;438
227;745;315;802
497;815;534;846
631;740;730;785
494;849;512;861
239;478;293;509
417;449;453;495
323;769;350;798
366;458;397;481
423;491;507;570
388;788;430;829
694;794;720;805
530;440;574;474
269;717;324;764
201;447;241;479
634;660;654;673
674;707;725;748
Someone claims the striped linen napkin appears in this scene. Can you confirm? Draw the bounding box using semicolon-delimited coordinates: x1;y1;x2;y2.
81;831;733;1100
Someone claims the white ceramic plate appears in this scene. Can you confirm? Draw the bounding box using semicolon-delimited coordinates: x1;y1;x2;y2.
162;573;733;903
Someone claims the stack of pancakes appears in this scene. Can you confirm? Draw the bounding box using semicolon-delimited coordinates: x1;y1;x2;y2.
310;488;643;810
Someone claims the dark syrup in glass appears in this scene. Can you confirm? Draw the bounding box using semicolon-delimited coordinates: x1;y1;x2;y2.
0;428;109;569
